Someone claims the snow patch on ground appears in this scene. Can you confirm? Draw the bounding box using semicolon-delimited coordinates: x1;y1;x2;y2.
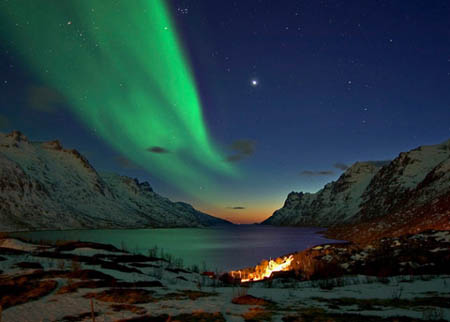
1;238;450;322
0;238;46;252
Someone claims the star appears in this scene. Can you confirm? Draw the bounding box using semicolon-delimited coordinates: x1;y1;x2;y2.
251;79;258;87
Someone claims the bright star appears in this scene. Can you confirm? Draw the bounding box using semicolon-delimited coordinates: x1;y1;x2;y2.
251;79;258;87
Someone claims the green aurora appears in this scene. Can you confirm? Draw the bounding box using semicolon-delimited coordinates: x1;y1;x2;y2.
0;0;237;197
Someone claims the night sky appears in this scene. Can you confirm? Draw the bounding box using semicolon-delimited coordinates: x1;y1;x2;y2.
0;0;449;223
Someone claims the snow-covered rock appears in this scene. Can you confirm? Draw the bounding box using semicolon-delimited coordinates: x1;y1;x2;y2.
358;139;450;220
0;131;230;231
263;139;450;238
263;161;386;226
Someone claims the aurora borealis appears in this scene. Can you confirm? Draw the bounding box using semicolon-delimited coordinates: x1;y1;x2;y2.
1;1;449;223
0;0;236;196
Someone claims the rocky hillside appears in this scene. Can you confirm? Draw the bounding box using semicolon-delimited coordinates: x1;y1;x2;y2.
263;139;450;242
0;131;230;231
264;161;388;226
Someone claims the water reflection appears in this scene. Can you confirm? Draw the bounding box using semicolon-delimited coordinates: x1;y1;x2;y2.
15;225;342;272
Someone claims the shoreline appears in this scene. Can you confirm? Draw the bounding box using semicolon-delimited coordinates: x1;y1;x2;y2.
1;233;449;321
7;225;340;273
2;223;238;235
3;223;329;234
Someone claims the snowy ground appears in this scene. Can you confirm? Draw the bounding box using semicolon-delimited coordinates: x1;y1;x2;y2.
1;238;449;322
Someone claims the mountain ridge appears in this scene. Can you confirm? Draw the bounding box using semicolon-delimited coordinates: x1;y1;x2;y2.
263;139;450;243
0;130;230;231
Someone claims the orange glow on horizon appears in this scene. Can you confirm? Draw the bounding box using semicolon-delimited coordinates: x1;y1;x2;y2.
197;203;279;224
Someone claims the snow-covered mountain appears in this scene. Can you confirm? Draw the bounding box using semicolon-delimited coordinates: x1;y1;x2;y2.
0;131;230;231
263;139;450;241
263;161;388;226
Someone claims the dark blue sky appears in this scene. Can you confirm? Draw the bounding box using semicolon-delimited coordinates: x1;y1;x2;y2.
1;0;449;223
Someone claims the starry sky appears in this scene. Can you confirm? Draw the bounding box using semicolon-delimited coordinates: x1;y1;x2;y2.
0;0;449;224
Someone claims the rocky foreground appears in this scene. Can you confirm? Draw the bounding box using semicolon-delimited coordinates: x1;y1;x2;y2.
1;235;449;321
0;131;230;231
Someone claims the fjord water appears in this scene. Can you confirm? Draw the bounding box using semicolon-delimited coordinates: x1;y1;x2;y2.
15;225;342;271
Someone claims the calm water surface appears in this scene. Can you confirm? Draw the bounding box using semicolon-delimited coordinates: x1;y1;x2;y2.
14;225;343;271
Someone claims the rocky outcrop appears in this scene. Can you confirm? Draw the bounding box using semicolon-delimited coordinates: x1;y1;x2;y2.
0;131;230;231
